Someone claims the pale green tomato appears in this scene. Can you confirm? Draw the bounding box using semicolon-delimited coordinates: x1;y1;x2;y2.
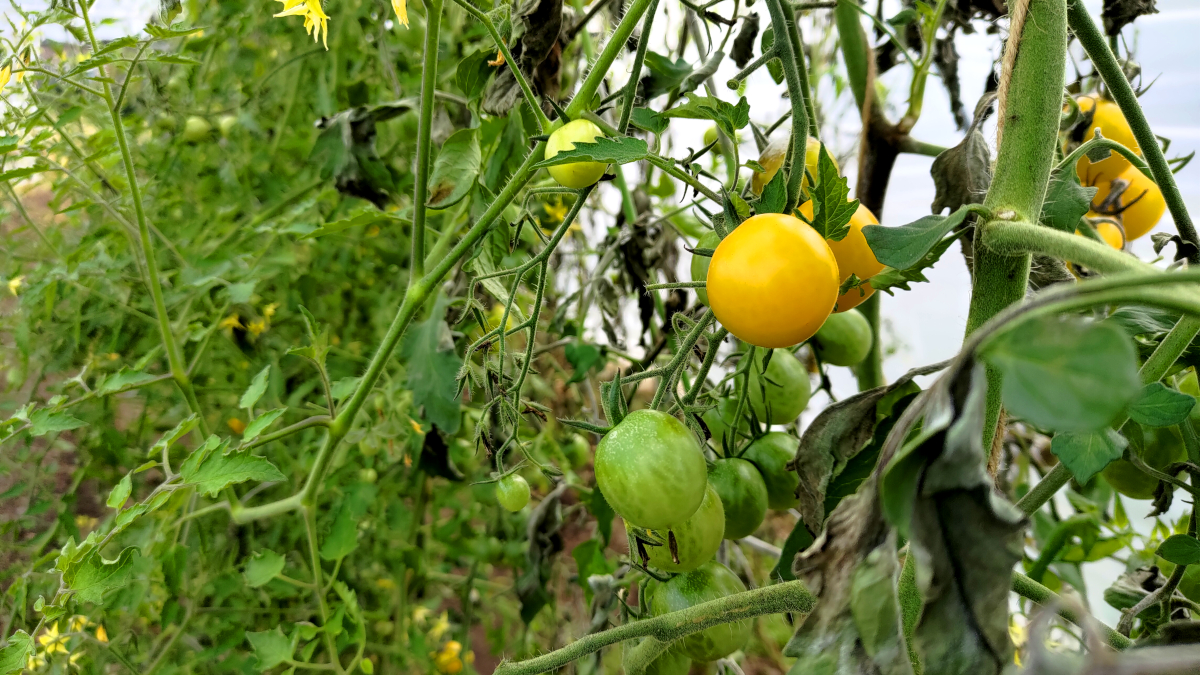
218;114;238;137
742;432;800;510
358;467;378;484
690;231;721;306
747;348;811;424
182;116;212;142
633;482;724;572
497;474;531;511
812;309;873;367
546;119;607;188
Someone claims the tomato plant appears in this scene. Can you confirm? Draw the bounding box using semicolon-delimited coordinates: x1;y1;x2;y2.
645;561;751;662
707;457;768;540
746;348;811;424
631;483;724;573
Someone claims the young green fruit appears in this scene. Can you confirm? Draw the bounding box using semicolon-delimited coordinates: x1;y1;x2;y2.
545;119;607;189
631;482;724;573
1103;425;1185;500
647;561;751;662
218;114;238;137
811;309;873;367
642;645;692;675
690;231;721;306
741;432;800;510
707;458;769;539
182;116;212;143
595;410;708;529
701;398;750;452
747;348;811;424
496;474;531;512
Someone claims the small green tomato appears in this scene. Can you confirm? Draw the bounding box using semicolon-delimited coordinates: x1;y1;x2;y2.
545;119;607;189
182;116;212;143
358;467;378;484
497;474;531;512
218;114;238;138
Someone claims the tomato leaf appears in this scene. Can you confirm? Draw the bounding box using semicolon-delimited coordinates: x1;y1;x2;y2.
240;366;271;410
930;126;991;215
629;107;669;135
242;408;286;443
981;316;1140;432
320;482;377;560
98;368;158;395
661;94;750;140
300;205;405;241
868;233;962;296
807;144;858;242
589;483;615;545
182;450;286;497
756;167;786;215
0;631;33;675
1158;534;1200;566
400;294;463;434
533;135;647;168
244;550;286;588
106;472;132;510
1126;382;1195;428
65;547;138;604
760;28;784;84
28;409;86;437
862;205;971;270
1039;169;1098;233
642;52;693;98
455;49;494;101
1050;429;1128;483
427;128;482;209
565;341;605;384
246;626;294;671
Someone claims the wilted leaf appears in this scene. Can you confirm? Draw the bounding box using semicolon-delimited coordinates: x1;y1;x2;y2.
312;101;413;206
1127;382;1195;428
427;128;481;209
1050;429;1128;483
931;98;992;214
1102;0;1158;35
731;13;760;68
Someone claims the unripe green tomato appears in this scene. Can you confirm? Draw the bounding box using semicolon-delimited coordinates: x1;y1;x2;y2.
632;482;724;573
741;432;800;510
563;433;591;469
643;645;692;675
1176;369;1200;422
1103;425;1185;500
497;474;531;512
647;561;751;662
373;620;395;636
703;125;719;147
811;309;873;367
154;115;177;132
358;467;378;484
595;410;708;529
182;116;212;142
218;114;238;137
701;398;750;451
359;439;380;457
707;458;769;539
545;119;607;188
690;231;721;306
747;348;811;425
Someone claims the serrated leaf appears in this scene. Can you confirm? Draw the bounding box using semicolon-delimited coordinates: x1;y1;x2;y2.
0;630;33;675
244;550;286;588
1158;534;1200;566
869;234;960;296
143;23;205;39
1050;429;1128;483
756;168;786;215
150;415;199;459
534;135;648;168
320;483;377;560
427;128;481;209
182;451;285;497
246;626;293;671
400;294;463;433
148;52;201;65
65;547;137;604
0;167;45;182
660;94;750;140
107;472;132;510
981;316;1140;432
642;52;693;98
1126;382;1195;427
98;368;158;395
300;205;405;240
240;366;271;410
862;205;971;270
1040;170;1098;232
629;108;668;135
29;409;86;436
242;408;286;443
807;144;858;241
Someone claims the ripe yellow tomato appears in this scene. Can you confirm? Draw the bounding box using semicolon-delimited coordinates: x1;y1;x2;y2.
545;119;607;189
798;201;883;312
751;137;834;197
706;213;839;348
1088;165;1165;241
1073;95;1140;184
1074;220;1124;250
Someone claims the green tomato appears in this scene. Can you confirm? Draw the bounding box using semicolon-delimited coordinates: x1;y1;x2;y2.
182;116;212;143
703;125;719;147
707;458;768;539
648;561;751;662
1103;424;1186;500
643;645;691;675
358;467;378;484
496;474;531;512
596;410;708;529
1175;369;1200;422
690;231;721;306
563;433;591;469
701;398;750;452
218;114;238;138
545;119;607;189
632;482;724;573
811;308;873;367
742;432;800;510
746;348;811;425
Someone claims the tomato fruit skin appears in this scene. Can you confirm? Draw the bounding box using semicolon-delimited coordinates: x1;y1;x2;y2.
798;201;883;313
812;308;873;367
648;561;751;662
545;119;607;189
634;482;725;572
701;398;749;451
746;348;811;425
751;137;833;196
1089;166;1165;241
707;213;839;348
182;116;212;143
595;410;708;529
1102;425;1185;500
642;645;692;675
708;458;769;539
690;231;722;306
563;434;591;469
496;474;531;512
741;432;800;509
1074;95;1139;182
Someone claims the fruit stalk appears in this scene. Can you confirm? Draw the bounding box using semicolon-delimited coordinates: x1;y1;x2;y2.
964;0;1068;451
1065;0;1197;263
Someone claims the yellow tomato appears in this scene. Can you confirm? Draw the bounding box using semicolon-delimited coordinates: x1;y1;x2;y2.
1073;95;1140;184
1089;165;1165;241
751;137;834;197
798;201;883;312
706;213;839;348
545;119;607;189
1075;220;1124;250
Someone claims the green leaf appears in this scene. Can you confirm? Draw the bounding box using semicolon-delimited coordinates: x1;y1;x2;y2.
331;377;361;401
1050;429;1128;483
590;484;615;545
182;451;286;497
455;49;494;101
1126;382;1195;428
300;205;404;240
862;206;971;270
1039;170;1098;232
242;408;286;443
887;7;920;24
629;108;669;135
427;128;482;209
1158;534;1200;566
107;472;132;510
981;316;1140;432
226;281;256;304
143;23;206;39
0;136;17;154
241;365;271;410
661;95;750;140
148;52;202;66
771;520;814;582
0;167;45;183
320;483;377;560
0;630;33;675
65;547;137;603
571;539;614;603
244;550;286;588
760;28;784;84
150;415;199;459
246;626;293;671
565;341;605;384
806;144;858;241
29;409;86;436
642;52;693;98
756;168;786;215
98;368;158;395
534;135;648;168
868;234;961;296
400;294;463;434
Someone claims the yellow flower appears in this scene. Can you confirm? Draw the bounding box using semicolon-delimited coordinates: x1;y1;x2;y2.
38;624;69;654
0;65;10;89
375;578;397;591
75;515;99;531
408;418;425;436
69;615;90;633
543;199;569;224
488;48;505;67
428;611;450;641
95;624;108;643
247;318;268;337
7;275;25;295
391;0;409;27
432;640;464;674
262;303;278;320
219;313;243;330
274;0;330;49
228;418;247;435
412;606;432;624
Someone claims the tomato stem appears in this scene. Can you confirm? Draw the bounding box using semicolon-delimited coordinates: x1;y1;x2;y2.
1010;572;1133;650
761;0;812;212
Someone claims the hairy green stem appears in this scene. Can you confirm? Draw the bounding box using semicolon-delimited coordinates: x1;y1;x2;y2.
1066;0;1197;263
650;311;714;410
492;580;817;675
1010;572;1133;650
762;0;812;212
623;638;671;675
566;0;655;119
411;0;443;281
1027;514;1093;583
618;0;661;134
646;155;722;203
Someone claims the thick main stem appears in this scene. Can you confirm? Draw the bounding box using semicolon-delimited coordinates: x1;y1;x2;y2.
410;0;443;281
